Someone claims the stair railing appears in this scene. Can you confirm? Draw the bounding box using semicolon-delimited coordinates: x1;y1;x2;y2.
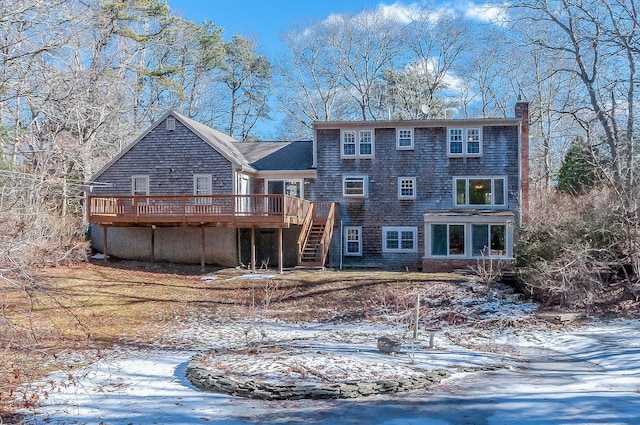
317;203;337;265
297;203;315;264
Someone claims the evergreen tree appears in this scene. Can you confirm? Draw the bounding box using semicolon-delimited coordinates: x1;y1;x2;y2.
557;138;602;195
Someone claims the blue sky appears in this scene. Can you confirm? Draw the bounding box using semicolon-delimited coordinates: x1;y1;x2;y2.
167;0;385;55
167;1;503;56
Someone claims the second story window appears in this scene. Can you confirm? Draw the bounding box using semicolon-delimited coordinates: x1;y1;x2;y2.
132;175;149;196
455;177;506;207
341;129;374;158
397;128;414;150
448;127;482;157
194;174;212;204
398;177;416;199
343;175;368;198
342;131;356;156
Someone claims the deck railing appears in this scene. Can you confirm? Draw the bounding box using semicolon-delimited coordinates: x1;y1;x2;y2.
88;194;313;226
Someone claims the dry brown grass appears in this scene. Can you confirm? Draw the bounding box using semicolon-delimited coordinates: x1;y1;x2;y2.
1;260;469;419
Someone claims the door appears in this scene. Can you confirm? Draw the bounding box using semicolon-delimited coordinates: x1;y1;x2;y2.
236;173;251;214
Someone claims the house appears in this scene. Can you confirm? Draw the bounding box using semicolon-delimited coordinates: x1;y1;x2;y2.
85;102;528;272
86;111;336;273
311;101;529;272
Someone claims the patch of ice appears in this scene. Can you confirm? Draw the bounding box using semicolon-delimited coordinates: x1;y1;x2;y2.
201;275;218;281
91;253;109;260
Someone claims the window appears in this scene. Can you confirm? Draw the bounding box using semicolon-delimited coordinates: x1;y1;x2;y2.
397;128;414;150
131;175;149;196
359;130;373;156
166;117;175;131
448;127;482;157
267;179;303;198
449;129;463;154
471;224;506;256
467;128;480;154
342;130;356;156
454;177;506;207
343;175;368;197
431;223;508;257
344;226;362;256
398;177;416;199
194;174;212;204
431;224;465;256
341;129;374;158
383;227;417;252
194;175;212;196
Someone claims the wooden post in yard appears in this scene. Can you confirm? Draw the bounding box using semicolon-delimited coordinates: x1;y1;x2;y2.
251;227;256;273
413;293;420;340
102;225;108;261
278;227;283;274
150;225;156;263
200;226;206;272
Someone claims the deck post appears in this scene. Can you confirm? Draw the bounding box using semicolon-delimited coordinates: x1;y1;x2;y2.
278;227;283;274
200;226;206;272
251;227;256;273
151;225;156;263
102;225;108;261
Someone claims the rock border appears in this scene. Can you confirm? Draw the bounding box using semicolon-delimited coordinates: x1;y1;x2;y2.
186;350;451;400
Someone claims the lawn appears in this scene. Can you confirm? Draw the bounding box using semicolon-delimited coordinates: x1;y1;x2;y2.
1;260;471;420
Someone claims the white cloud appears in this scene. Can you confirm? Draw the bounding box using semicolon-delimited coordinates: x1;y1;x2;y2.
459;1;509;24
315;1;508;33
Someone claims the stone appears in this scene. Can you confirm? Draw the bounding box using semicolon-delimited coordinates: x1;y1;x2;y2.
377;335;402;354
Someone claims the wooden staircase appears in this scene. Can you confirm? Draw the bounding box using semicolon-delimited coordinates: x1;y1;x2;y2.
297;202;337;267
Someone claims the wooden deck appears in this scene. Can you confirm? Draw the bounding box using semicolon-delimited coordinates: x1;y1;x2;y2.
88;194;313;227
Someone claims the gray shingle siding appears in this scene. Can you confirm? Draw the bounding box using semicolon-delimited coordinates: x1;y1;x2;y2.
90;118;233;196
311;123;521;269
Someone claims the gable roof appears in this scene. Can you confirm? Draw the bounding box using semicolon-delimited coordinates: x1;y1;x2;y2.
173;111;250;170
87;110;314;184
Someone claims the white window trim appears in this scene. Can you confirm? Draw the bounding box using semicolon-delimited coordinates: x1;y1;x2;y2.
470;223;508;257
341;129;375;159
453;176;507;207
424;214;514;259
396;128;414;150
382;226;417;253
448;127;483;157
265;179;305;198
344;226;362;256
193;174;212;195
398;177;416;200
342;175;368;198
166;117;176;131
427;223;467;257
131;175;149;196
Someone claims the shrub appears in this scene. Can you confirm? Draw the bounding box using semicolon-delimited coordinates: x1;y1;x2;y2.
516;187;638;309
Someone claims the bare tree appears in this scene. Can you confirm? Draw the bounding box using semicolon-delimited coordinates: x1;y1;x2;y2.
322;10;405;121
276;21;352;136
517;0;639;205
403;8;470;117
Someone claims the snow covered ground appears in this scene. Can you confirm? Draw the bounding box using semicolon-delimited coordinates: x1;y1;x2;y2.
22;288;640;425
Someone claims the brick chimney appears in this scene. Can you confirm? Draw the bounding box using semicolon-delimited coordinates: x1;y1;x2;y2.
515;101;529;224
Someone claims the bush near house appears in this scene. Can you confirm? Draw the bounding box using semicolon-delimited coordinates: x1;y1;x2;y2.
516;188;639;312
